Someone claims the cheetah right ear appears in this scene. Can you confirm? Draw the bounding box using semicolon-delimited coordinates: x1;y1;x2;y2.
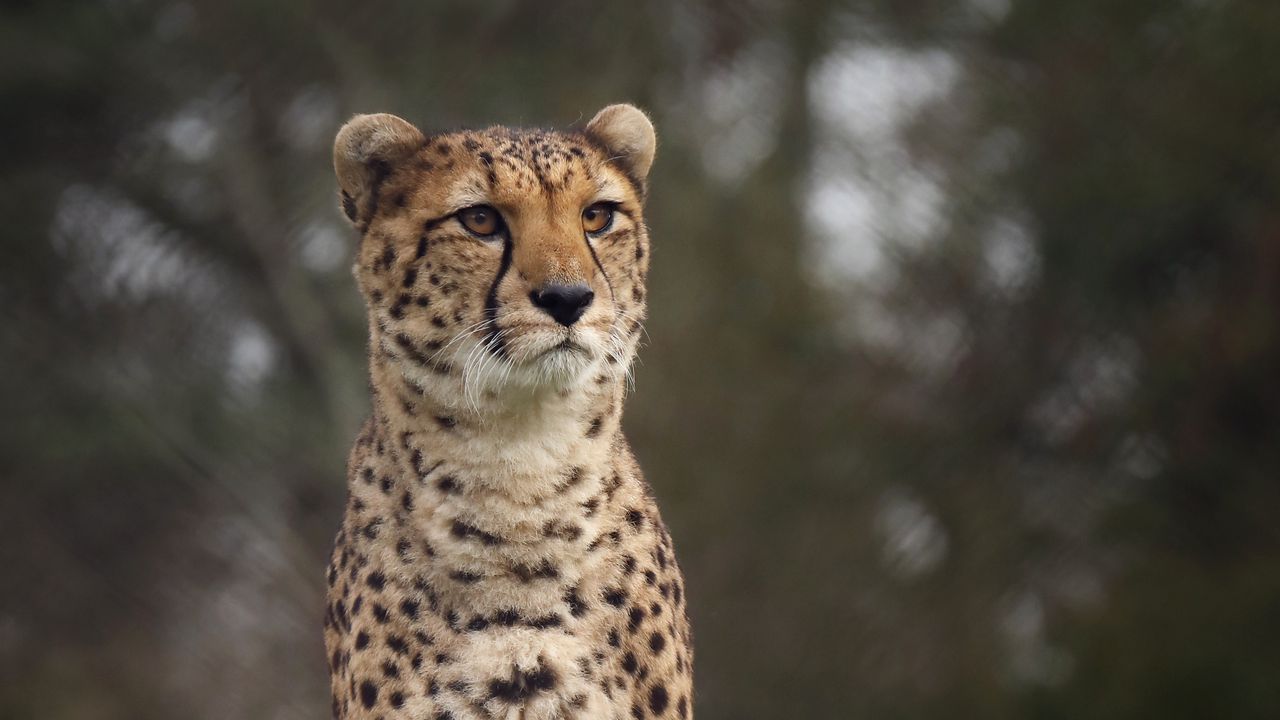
585;104;657;185
333;113;425;227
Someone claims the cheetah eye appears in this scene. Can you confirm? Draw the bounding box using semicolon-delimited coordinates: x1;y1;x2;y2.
582;202;616;235
457;205;504;238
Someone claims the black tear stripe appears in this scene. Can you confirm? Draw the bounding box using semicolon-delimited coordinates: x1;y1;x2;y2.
482;235;514;358
584;234;616;305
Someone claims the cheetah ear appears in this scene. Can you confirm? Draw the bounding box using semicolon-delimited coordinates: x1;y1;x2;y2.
333;113;425;227
585;104;656;183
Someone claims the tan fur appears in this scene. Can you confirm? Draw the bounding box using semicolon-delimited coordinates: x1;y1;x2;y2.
323;105;692;720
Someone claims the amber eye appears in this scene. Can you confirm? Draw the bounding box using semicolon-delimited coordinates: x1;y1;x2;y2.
582;202;616;234
458;205;503;237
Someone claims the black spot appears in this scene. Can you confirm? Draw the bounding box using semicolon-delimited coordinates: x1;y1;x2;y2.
390;691;405;708
558;466;585;493
367;571;386;590
649;684;669;714
626;509;645;528
604;588;627;607
527;614;563;629
543;520;583;542
437;475;459;494
416;236;428;258
382;660;400;679
449;569;482;584
451;520;506;546
435;415;457;430
488;664;559;702
468;616;490;631
359;680;378;709
355;631;370;650
400;598;420;619
649;631;666;653
373;604;390;623
608;629;621;647
333;599;349;629
622;652;638;675
565;587;588;617
478;151;498;185
585;416;603;438
494;609;521;626
403;268;418;287
628;607;646;632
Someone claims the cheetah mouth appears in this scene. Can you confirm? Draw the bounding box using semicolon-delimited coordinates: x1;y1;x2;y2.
507;324;592;357
526;336;592;365
550;338;588;354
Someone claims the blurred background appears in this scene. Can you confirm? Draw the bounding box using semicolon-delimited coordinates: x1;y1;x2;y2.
3;1;1279;718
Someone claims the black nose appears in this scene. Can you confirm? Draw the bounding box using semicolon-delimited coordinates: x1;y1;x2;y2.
530;283;594;326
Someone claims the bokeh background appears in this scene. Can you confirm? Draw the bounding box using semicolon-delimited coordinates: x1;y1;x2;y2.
3;1;1280;718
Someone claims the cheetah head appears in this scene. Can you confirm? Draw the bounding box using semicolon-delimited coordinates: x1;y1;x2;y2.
334;104;654;407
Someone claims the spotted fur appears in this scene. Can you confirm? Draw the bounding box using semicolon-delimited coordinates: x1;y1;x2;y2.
323;105;692;720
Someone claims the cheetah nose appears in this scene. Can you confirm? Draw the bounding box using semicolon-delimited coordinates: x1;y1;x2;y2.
530;282;594;326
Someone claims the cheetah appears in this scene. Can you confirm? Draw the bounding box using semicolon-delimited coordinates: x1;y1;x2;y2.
323;104;693;720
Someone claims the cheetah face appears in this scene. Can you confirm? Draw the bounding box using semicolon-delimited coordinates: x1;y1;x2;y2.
334;105;654;400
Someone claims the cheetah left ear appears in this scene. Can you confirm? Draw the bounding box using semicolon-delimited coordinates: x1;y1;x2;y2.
333;113;425;228
585;104;656;183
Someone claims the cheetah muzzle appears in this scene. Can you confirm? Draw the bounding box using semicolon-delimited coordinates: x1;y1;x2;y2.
323;104;693;720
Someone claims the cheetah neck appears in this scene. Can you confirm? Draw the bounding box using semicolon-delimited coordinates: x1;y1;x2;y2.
368;350;627;488
358;352;631;603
